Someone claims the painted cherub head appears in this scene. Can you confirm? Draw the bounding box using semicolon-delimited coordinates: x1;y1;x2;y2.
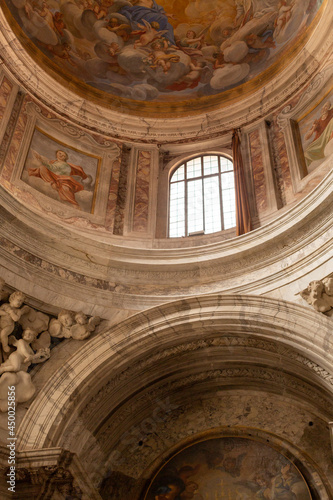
186;29;196;38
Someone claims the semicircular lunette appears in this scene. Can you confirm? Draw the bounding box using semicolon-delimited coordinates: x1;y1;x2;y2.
143;436;312;500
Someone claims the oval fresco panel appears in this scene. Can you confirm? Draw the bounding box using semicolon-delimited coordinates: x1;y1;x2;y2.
144;437;312;499
3;0;324;114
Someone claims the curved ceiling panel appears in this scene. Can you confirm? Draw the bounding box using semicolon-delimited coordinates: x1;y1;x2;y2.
2;0;325;116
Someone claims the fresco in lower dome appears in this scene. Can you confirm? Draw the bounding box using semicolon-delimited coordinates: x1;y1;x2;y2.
21;128;100;212
144;437;311;499
298;90;333;174
5;0;323;106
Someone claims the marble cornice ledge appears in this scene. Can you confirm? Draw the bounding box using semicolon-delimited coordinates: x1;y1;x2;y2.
0;169;332;312
0;4;332;142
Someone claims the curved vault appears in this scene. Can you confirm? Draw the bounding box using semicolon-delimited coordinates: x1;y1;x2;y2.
16;294;333;498
1;0;326;116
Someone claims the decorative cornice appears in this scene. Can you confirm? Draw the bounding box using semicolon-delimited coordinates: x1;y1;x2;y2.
0;168;332;311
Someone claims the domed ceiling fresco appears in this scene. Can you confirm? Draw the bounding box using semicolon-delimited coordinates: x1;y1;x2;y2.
3;0;325;114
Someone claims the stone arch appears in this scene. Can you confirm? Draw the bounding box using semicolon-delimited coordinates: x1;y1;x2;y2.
17;294;333;497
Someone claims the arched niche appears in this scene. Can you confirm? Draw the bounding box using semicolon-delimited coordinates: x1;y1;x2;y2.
140;429;327;500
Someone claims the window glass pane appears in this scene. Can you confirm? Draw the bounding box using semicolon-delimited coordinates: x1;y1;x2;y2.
186;157;202;179
221;170;235;189
203;156;219;175
221;172;236;229
169;181;185;237
220;156;233;172
222;192;236;229
204;176;221;234
171;165;184;182
187;179;203;233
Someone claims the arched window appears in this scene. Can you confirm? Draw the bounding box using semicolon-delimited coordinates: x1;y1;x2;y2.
169;154;236;238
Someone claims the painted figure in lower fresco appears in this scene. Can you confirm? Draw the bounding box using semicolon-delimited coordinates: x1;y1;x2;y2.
28;149;92;209
304;101;333;167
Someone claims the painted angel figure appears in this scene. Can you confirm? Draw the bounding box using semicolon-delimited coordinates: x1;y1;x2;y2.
274;0;295;37
28;149;93;209
304;101;333;167
132;19;168;48
145;39;180;73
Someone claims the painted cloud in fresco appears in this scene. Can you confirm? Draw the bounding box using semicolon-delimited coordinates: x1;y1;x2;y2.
6;0;323;102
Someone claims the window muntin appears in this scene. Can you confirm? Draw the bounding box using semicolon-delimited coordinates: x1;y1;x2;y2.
169;155;236;238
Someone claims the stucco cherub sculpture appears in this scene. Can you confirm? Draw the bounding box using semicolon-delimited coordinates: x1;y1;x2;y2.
0;328;50;412
0;328;50;375
70;311;101;340
322;277;333;309
0;371;35;412
300;278;333;314
48;309;75;338
0;291;30;352
18;305;50;336
48;309;100;340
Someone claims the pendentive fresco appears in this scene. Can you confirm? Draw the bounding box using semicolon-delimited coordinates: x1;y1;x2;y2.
21;127;100;211
297;90;333;173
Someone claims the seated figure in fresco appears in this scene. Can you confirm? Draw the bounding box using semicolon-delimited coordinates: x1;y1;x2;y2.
304;101;333;167
119;0;176;45
28;149;92;209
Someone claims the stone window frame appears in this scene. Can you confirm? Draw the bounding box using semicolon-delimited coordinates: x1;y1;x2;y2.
168;153;236;238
